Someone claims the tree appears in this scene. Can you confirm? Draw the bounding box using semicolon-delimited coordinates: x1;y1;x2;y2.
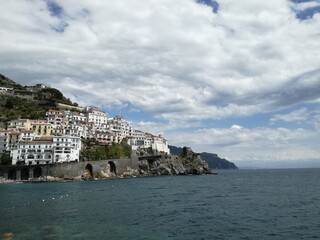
120;138;132;157
0;153;12;165
106;143;122;159
5;99;14;108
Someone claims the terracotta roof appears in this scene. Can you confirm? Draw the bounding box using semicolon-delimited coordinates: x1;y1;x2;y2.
30;120;48;123
9;132;21;135
20;130;34;133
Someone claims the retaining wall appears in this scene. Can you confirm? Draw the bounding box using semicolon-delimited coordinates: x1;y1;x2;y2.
0;157;139;180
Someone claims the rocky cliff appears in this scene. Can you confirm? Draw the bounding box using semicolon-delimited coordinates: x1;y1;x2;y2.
169;145;238;170
136;147;212;176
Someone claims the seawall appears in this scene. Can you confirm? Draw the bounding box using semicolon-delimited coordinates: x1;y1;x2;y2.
0;157;139;180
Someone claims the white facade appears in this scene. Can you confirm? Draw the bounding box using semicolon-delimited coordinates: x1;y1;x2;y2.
107;116;134;143
87;107;108;126
46;110;67;126
65;111;87;123
11;135;81;165
52;136;81;163
151;136;170;154
0;87;13;92
11;140;53;165
128;133;170;154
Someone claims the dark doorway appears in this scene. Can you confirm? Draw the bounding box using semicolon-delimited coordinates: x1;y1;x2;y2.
33;166;42;178
8;169;16;180
21;167;29;180
85;164;93;178
108;161;116;175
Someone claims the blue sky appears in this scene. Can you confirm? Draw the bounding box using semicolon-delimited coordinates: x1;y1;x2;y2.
0;0;320;168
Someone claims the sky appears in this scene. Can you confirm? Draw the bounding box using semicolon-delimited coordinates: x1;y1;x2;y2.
0;0;320;168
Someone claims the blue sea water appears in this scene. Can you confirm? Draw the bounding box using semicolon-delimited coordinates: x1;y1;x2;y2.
1;169;320;240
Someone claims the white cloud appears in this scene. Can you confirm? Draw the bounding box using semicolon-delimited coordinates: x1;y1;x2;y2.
290;0;320;12
166;125;320;164
1;0;320;167
270;108;309;124
1;0;319;121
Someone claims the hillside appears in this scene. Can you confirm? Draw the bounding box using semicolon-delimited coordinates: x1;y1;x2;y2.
169;145;238;170
0;74;77;122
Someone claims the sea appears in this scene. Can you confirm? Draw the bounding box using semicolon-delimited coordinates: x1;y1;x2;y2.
1;168;320;240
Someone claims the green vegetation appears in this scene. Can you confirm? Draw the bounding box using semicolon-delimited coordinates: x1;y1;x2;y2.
0;95;54;121
80;139;132;161
0;153;12;165
0;74;76;121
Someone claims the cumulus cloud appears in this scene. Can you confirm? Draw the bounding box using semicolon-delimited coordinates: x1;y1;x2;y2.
1;0;320;167
166;125;320;165
1;0;320;121
270;108;309;124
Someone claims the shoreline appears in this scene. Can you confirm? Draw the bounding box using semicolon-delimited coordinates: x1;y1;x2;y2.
0;172;216;185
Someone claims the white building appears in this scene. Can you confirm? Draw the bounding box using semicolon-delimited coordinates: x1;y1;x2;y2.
11;135;81;165
52;136;81;163
11;139;53;165
107;116;134;143
46;110;67;127
65;111;87;124
7;119;32;131
150;135;170;154
0;87;13;93
128;132;170;154
87;107;108;126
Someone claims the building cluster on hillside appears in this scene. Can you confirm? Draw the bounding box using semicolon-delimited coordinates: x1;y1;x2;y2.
0;84;47;100
0;106;170;166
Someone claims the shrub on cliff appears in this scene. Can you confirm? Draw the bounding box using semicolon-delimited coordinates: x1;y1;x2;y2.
80;141;132;161
0;153;12;165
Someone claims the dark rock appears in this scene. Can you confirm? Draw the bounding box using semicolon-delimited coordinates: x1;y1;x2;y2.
169;145;238;170
137;147;212;176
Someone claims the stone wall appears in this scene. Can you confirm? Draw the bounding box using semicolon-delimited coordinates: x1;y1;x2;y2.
0;157;139;180
49;157;139;179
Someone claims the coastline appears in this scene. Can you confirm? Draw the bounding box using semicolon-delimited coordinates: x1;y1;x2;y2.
0;171;216;185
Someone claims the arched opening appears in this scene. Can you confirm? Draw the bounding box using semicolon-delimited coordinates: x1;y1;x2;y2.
33;166;42;178
21;167;29;180
85;164;93;178
8;169;16;180
108;161;117;175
